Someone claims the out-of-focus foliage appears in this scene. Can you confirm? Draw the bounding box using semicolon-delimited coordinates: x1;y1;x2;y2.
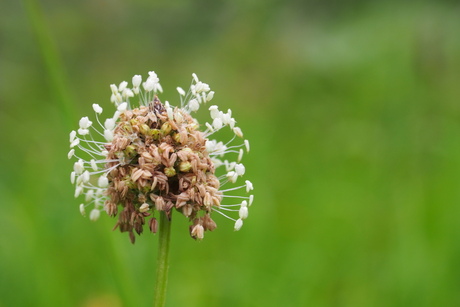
1;0;460;306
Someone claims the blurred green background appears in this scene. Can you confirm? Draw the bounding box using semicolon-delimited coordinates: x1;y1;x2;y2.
1;0;460;306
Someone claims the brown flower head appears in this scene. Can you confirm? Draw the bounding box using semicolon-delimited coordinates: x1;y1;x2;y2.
69;71;253;243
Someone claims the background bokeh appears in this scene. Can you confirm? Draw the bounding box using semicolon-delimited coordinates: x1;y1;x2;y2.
1;0;460;306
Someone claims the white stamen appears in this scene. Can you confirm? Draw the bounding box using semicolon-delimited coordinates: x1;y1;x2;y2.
104;118;115;130
206;91;214;101
209;105;219;119
90;159;98;171
233;127;243;138
167;107;174;120
70;138;80;148
189;99;199;112
192;73;199;83
82;171;90;183
117;102;128;112
98;175;109;188
132;75;142;87
104;129;113;142
78;128;89;135
74;159;84;174
85;190;94;202
92;104;103;114
212;118;223;130
245;180;253;192
89;209;100;221
75;186;83;198
227;171;238;183
234;219;243;231
118;81;128;92
239;205;248;220
110;84;118;94
237;149;244;163
235;163;245;176
79;117;92;129
70;130;77;143
177;87;186;96
79;204;86;216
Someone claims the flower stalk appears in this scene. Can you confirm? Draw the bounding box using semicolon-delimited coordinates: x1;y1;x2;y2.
153;211;172;307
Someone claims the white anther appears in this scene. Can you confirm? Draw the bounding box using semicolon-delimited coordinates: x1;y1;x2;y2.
177;87;186;96
192;73;199;83
114;93;123;104
233;127;243;138
92;104;103;114
70;171;76;184
206;91;214;101
166;107;174;120
195;93;202;104
245;180;254;192
227;171;238;183
113;111;121;121
79;204;86;216
225;161;236;172
98;175;109;188
74;159;84;175
78;128;89;135
155;83;163;93
70;130;77;143
74;186;83;198
89;209;100;221
104;129;113;142
118;81;128;92
143;79;155;92
68;149;75;159
235;163;245;176
209;105;219;119
189;99;199;112
82;171;90;183
249;195;254;206
90;159;98;171
79;117;92;129
237;148;244;163
117;102;128;112
205;122;214;132
85;190;94;202
244;139;250;152
234;219;243;231
132;75;142;87
122;88;134;98
212;117;223;130
239;205;248;220
174;111;183;123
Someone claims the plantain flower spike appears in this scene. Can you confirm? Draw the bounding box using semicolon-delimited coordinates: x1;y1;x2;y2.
68;71;253;243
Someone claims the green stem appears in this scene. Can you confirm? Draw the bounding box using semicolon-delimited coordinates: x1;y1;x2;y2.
154;211;172;307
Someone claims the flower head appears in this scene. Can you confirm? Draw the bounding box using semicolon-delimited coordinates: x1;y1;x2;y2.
69;71;253;243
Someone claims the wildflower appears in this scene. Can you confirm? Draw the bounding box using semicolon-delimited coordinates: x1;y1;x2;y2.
68;71;253;243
